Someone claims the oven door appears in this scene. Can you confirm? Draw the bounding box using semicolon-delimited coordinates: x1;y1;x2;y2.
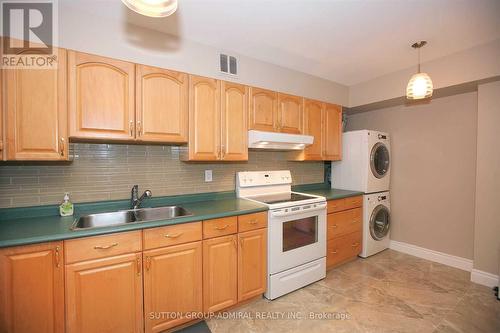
268;205;326;274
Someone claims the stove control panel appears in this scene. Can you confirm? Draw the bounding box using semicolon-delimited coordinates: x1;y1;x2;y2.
237;170;292;187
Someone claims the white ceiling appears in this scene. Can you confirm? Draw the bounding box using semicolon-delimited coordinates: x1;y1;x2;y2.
62;0;500;86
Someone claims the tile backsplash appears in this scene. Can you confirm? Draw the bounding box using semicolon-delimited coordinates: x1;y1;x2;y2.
0;143;325;208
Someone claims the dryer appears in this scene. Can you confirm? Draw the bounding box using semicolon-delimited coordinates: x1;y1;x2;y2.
360;191;391;257
331;130;390;193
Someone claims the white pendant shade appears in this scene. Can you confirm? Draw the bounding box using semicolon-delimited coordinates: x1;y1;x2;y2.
121;0;177;18
406;72;433;100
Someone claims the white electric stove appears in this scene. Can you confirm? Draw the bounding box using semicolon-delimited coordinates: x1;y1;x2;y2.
236;170;327;300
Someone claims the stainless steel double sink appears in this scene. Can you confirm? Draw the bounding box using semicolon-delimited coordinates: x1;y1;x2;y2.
71;206;193;230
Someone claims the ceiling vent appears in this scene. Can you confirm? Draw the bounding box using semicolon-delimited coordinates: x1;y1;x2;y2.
219;53;238;76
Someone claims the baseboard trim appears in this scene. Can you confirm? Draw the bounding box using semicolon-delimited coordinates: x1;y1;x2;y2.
471;269;499;288
389;240;473;272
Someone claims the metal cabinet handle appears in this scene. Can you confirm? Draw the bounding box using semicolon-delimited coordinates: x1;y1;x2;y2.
330;250;338;254
145;256;151;271
54;246;61;268
215;224;229;230
129;120;133;136
137;121;142;137
94;242;118;250
220;144;225;159
248;219;258;225
352;242;360;247
136;256;141;276
165;232;183;238
60;138;65;157
331;224;338;228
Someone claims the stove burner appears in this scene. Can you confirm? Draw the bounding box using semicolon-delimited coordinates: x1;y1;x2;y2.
247;192;317;205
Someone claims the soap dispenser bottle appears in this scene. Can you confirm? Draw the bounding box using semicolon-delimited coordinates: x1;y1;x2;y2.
59;192;74;217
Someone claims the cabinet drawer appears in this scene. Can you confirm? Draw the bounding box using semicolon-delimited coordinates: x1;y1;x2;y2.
327;208;362;240
203;216;238;239
343;196;363;210
143;222;202;250
327;199;345;213
238;212;268;232
64;230;142;264
326;231;362;268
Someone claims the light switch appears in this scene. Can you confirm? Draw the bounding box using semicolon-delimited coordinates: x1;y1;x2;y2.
204;170;213;182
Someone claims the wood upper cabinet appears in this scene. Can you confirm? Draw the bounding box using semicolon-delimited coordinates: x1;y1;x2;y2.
0;241;64;333
323;103;342;160
143;242;202;332
238;228;267;302
187;75;220;161
302;99;324;160
203;235;238;313
65;252;144;333
3;48;68;160
221;81;248;161
68;51;135;141
277;93;303;134
136;65;188;143
248;87;277;132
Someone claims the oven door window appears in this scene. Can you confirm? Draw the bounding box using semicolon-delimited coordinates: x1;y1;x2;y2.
283;216;318;252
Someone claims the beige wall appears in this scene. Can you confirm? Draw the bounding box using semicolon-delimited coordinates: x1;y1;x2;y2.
474;81;500;275
349;39;500;107
51;3;349;106
0;144;324;209
346;92;477;259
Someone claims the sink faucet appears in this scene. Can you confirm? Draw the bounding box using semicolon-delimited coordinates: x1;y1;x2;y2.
131;185;152;210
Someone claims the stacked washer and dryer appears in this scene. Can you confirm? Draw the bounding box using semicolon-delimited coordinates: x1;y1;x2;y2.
331;130;391;258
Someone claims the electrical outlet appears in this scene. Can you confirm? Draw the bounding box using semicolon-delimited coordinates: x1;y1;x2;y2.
204;170;213;182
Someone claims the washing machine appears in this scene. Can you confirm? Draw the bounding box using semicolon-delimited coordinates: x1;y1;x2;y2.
360;191;391;258
331;130;390;193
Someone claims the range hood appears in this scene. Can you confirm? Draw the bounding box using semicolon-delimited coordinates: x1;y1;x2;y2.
248;130;314;150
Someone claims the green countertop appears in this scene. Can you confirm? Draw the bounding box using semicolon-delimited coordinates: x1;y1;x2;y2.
293;183;364;200
0;184;361;248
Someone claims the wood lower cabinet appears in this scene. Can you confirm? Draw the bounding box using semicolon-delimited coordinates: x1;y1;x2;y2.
136;65;188;143
202;234;238;313
220;81;248;161
0;241;64;333
238;228;267;301
248;87;277;132
326;196;363;269
143;242;202;333
68;51;135;141
187;75;220;161
277;93;303;134
65;252;144;333
3;48;68;160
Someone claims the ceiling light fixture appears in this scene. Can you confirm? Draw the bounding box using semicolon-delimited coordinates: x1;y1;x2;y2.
121;0;178;18
406;41;433;100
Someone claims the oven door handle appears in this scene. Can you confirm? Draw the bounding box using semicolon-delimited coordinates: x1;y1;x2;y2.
271;202;326;217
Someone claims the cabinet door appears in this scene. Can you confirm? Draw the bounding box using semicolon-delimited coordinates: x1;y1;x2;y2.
0;242;64;333
248;87;277;132
187;75;220;161
323;103;342;160
203;235;237;312
221;81;248;161
65;253;143;333
68;51;135;140
4;48;67;160
238;229;267;302
302;99;324;160
136;65;188;143
278;93;303;134
143;242;202;332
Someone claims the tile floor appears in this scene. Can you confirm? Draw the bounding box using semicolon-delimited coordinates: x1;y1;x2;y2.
206;250;500;333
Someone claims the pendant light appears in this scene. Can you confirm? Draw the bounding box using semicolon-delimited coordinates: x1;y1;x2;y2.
406;41;433;100
121;0;178;18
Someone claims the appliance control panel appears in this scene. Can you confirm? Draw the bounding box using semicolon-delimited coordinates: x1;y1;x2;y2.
237;170;292;187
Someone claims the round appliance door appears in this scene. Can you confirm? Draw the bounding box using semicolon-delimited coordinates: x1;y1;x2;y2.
369;205;390;241
370;142;390;179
